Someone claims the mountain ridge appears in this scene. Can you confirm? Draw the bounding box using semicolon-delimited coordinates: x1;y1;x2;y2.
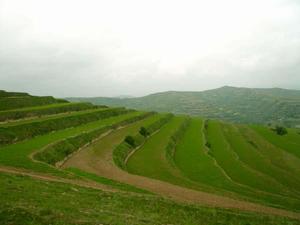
67;86;300;126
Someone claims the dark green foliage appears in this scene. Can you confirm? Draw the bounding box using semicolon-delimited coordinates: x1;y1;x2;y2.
205;141;211;148
0;108;131;146
125;135;136;147
0;95;67;111
0;90;30;97
145;113;174;133
0;102;99;122
274;126;288;135
113;114;173;169
139;126;150;137
34;112;153;165
34;126;111;165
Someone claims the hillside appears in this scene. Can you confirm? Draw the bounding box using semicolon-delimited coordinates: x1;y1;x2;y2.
1;90;300;224
67;86;300;127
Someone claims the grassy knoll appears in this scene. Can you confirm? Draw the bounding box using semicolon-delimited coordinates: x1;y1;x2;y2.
0;111;144;175
126;116;192;186
2;173;299;225
251;125;300;159
223;123;300;196
0;102;98;122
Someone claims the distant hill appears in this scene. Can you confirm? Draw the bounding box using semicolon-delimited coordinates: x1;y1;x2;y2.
0;90;67;111
67;86;300;127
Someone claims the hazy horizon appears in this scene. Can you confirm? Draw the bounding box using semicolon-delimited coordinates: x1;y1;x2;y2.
1;0;300;97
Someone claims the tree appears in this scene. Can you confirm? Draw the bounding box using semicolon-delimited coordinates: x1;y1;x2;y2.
274;126;288;135
139;127;149;138
124;135;135;147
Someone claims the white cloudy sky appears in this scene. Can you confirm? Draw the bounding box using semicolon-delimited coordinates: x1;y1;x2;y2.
0;0;300;97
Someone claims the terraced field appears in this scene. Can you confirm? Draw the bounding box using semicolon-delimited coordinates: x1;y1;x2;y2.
1;90;300;225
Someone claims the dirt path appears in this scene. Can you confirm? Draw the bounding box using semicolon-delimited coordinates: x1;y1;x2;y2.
61;129;300;220
0;165;121;193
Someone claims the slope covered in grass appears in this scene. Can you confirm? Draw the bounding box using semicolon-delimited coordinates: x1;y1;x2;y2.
126;116;195;187
251;125;300;159
0;102;98;122
2;172;298;225
0;90;67;110
0;111;144;175
67;86;300;126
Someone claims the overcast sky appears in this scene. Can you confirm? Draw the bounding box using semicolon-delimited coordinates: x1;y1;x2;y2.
0;0;300;97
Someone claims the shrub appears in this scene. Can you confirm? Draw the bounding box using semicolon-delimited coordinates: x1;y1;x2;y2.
124;136;136;147
34;112;153;165
113;113;174;170
205;142;211;148
274;126;288;135
139;127;149;137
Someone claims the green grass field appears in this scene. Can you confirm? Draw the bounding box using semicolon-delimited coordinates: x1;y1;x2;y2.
251;125;300;159
2;172;299;225
0;111;144;175
127;116;197;187
1;90;300;224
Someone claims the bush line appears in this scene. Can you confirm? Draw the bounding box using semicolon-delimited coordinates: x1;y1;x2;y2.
0;96;67;111
0;108;131;146
113;113;174;170
0;102;101;122
34;112;155;166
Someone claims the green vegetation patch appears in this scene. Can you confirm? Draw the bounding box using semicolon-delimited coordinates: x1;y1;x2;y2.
0;112;144;175
34;112;153;165
251;125;300;159
0;107;131;146
1;172;298;225
0;95;67;111
0;102;99;122
113;113;173;169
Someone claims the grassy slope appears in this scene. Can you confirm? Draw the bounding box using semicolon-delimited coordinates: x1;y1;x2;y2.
242;126;300;178
0;102;97;122
65;167;151;194
0;108;108;127
0;111;144;175
251;126;300;159
2;173;298;225
68;86;300;126
205;120;300;210
173;119;252;196
127;116;195;187
89;114;166;159
223;123;300;196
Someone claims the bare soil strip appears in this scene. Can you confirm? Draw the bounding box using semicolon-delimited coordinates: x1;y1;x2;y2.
61;132;300;220
0;165;119;193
